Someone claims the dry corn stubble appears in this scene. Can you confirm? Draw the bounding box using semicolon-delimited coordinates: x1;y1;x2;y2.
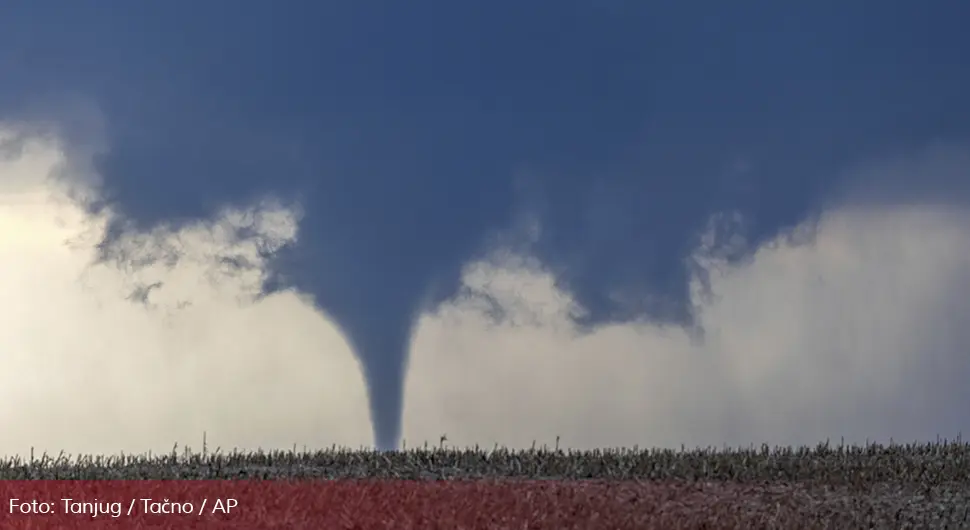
1;438;968;528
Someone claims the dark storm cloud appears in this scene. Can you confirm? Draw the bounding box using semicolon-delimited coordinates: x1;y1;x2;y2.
2;2;968;448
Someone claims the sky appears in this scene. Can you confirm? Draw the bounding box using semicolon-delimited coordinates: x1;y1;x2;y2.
1;2;969;456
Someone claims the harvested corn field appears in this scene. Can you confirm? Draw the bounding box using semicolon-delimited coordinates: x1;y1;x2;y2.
1;439;969;528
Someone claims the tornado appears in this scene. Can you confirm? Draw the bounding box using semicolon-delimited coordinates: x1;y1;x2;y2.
307;275;423;450
341;316;413;450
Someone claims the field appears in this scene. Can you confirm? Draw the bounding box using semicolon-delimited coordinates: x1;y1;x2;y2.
1;439;969;528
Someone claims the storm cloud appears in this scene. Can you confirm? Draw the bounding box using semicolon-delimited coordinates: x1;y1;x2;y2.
2;2;969;452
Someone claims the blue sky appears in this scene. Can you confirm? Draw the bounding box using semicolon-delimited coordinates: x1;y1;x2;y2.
2;3;969;454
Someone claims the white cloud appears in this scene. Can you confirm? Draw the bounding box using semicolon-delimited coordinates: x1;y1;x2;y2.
404;149;970;451
0;122;373;458
6;118;968;459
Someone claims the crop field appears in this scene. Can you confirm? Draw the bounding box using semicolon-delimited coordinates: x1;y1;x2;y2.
1;439;969;528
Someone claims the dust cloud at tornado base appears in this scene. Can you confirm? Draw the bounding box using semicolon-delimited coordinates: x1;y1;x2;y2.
3;122;968;457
